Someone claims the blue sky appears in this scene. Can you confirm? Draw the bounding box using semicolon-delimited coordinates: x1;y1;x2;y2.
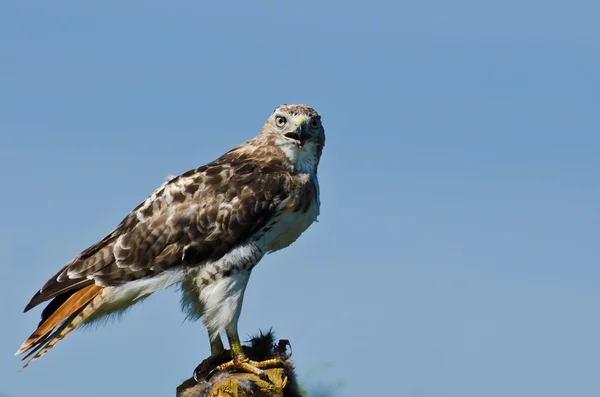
1;1;599;396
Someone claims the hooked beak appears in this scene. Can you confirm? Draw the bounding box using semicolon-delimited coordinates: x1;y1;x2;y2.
283;123;310;148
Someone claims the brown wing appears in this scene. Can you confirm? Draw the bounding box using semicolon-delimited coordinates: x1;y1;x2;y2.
24;153;292;313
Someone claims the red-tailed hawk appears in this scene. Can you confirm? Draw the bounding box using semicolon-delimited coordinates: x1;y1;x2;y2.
17;104;325;378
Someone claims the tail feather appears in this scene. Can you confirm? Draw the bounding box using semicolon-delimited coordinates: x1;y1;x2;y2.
17;285;103;355
17;285;107;369
20;309;84;363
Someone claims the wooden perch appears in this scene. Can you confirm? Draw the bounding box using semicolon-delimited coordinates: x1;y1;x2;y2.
176;330;303;397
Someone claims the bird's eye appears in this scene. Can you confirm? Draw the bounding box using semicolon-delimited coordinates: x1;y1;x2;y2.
310;118;320;129
275;116;287;127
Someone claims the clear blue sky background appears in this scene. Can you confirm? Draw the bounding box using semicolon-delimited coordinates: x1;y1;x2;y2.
1;1;599;396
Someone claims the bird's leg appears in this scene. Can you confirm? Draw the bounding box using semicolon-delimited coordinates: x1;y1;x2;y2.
193;331;229;381
210;334;226;356
206;327;283;379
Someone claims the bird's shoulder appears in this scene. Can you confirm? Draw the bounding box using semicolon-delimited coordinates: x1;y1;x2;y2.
70;149;300;276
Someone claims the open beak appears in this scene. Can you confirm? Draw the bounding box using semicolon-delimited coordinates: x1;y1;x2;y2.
283;124;310;148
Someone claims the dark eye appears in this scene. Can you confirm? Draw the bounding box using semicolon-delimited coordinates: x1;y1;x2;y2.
310;118;320;129
275;116;287;127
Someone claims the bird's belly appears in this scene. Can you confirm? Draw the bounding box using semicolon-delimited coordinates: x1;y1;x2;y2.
264;202;319;252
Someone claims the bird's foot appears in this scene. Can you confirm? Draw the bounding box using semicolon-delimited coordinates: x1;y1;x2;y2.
205;356;283;380
193;351;230;382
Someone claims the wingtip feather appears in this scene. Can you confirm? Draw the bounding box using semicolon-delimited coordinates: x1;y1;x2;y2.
23;291;42;313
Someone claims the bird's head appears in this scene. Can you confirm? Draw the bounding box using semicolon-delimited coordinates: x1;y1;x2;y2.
259;104;325;174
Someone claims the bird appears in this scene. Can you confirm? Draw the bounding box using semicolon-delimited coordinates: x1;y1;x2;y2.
16;104;325;378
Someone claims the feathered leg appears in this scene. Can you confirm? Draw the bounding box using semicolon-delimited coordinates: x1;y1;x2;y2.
192;252;282;380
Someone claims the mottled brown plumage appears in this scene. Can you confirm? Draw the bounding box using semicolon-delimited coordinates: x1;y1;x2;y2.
18;104;325;374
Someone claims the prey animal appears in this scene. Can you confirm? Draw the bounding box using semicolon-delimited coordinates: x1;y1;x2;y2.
17;104;325;378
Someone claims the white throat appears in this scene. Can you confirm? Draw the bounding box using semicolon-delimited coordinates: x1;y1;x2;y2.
278;142;319;175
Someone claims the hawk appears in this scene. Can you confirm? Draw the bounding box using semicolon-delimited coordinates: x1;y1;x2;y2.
17;104;325;378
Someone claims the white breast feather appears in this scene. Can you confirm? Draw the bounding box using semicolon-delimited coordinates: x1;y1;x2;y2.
264;173;320;252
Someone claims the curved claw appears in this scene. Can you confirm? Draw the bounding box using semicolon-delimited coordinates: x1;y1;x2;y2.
193;368;204;384
204;366;220;381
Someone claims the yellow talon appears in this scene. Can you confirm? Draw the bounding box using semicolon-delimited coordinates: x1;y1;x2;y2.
209;357;283;380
